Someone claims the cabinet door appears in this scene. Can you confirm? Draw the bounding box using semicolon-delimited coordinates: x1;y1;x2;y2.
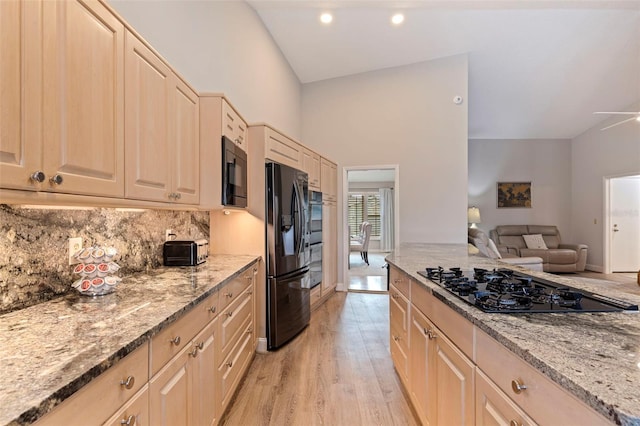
433;323;476;426
0;0;42;191
320;158;337;201
265;128;301;169
222;100;247;153
409;307;435;425
321;201;337;294
475;369;537;426
124;31;171;202
302;148;320;190
172;78;199;204
149;346;192;426
192;319;217;426
42;0;124;197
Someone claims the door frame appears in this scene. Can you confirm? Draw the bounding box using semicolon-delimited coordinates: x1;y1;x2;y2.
340;165;400;291
603;172;640;274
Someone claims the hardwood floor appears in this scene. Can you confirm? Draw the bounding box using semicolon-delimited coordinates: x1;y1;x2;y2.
221;292;418;426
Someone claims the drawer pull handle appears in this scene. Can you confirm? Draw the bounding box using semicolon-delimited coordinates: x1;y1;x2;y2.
209;306;216;314
511;379;528;394
247;290;253;295
189;347;199;357
426;328;437;340
49;174;63;185
225;292;233;298
247;327;253;334
197;341;204;350
226;361;233;368
509;421;522;426
170;336;181;346
120;415;136;426
227;311;233;317
120;376;135;389
393;335;400;342
393;279;401;283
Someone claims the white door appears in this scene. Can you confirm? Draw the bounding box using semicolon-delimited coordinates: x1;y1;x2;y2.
610;176;640;272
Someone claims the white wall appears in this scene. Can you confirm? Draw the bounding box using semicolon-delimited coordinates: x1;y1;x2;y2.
302;54;469;280
571;101;640;270
468;139;573;240
108;0;302;139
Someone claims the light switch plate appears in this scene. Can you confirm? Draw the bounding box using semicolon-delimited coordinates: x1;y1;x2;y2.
69;237;83;265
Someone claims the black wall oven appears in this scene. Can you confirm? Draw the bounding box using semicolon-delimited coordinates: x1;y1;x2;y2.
309;191;323;288
222;136;247;208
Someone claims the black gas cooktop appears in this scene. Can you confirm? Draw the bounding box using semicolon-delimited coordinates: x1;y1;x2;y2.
417;267;638;313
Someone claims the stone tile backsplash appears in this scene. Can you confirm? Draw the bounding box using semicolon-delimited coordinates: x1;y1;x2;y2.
0;204;209;313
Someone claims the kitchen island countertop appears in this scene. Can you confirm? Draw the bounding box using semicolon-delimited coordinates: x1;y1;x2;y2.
386;243;640;426
0;254;259;426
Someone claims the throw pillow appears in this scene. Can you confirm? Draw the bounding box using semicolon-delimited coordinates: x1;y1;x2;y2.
523;234;548;250
487;239;502;259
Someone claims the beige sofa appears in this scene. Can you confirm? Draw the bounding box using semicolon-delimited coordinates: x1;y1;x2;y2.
468;228;543;271
489;225;588;273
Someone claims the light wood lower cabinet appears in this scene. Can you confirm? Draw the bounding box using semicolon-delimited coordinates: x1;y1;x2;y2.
103;385;150;426
321;199;337;297
35;343;149;426
475;369;537;426
389;265;610;426
409;305;475;426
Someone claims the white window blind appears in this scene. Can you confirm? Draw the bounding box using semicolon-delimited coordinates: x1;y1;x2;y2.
348;193;380;237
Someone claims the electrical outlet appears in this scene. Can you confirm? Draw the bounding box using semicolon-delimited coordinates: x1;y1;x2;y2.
165;229;174;241
69;237;83;265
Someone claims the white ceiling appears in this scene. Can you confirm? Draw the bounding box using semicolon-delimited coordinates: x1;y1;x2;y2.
249;1;640;139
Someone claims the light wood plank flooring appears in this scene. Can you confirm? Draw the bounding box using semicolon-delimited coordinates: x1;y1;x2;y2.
221;292;418;426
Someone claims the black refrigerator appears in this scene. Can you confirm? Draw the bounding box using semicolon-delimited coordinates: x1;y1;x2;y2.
265;162;311;350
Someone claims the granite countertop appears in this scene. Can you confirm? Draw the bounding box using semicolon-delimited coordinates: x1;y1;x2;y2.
385;243;640;426
0;254;259;426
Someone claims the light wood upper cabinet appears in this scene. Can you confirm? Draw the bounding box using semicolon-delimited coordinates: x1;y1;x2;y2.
1;0;125;196
302;147;321;190
222;99;247;153
320;157;337;201
265;127;302;170
124;31;199;204
42;0;125;197
0;0;42;191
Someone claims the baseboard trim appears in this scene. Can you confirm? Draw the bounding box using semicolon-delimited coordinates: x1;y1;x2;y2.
586;264;604;273
336;282;346;292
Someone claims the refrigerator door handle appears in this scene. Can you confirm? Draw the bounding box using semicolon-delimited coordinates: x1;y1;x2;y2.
293;180;303;257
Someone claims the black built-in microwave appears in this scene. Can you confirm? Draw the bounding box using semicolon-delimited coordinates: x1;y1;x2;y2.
222;136;248;208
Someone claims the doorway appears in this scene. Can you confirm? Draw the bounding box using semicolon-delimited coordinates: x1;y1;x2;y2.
605;174;640;273
344;166;399;293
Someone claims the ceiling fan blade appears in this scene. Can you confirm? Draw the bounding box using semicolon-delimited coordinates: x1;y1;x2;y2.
593;111;640;115
600;116;638;131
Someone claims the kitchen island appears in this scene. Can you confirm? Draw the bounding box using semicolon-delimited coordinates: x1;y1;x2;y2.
386;243;640;426
0;254;259;426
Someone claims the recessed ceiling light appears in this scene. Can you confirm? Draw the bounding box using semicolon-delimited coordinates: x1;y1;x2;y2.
320;12;333;24
391;13;404;26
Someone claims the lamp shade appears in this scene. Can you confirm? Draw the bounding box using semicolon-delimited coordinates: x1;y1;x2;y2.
467;207;481;224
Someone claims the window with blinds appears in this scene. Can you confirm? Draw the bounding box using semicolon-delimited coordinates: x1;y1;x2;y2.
348;193;381;237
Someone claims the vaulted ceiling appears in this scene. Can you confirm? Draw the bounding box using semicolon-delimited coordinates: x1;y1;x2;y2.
249;1;640;139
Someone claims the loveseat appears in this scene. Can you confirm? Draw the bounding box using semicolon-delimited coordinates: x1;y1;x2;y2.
489;225;588;272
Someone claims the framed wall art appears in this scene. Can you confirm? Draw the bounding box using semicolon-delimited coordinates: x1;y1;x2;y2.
497;182;531;208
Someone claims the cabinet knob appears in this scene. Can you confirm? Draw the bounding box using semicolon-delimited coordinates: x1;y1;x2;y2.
49;174;63;185
209;306;216;314
246;326;253;334
30;171;45;183
120;376;135;389
509;421;522;426
226;361;233;368
426;328;437;340
189;347;199;357
225;292;233;298
120;415;136;426
197;341;204;350
511;379;528;394
393;335;400;342
176;193;182;199
227;311;233;317
170;336;181;346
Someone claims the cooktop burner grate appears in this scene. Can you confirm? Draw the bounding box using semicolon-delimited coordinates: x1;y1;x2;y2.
417;267;638;313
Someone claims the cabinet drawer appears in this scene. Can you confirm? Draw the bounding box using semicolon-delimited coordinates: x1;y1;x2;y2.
389;285;409;353
219;268;253;312
218;290;253;363
150;303;207;376
389;266;410;298
390;332;409;387
476;329;609;425
195;289;220;321
475;369;537;426
36;343;149;426
103;384;150;426
218;328;254;412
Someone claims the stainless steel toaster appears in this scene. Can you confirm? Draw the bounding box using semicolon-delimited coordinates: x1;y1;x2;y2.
163;239;209;266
